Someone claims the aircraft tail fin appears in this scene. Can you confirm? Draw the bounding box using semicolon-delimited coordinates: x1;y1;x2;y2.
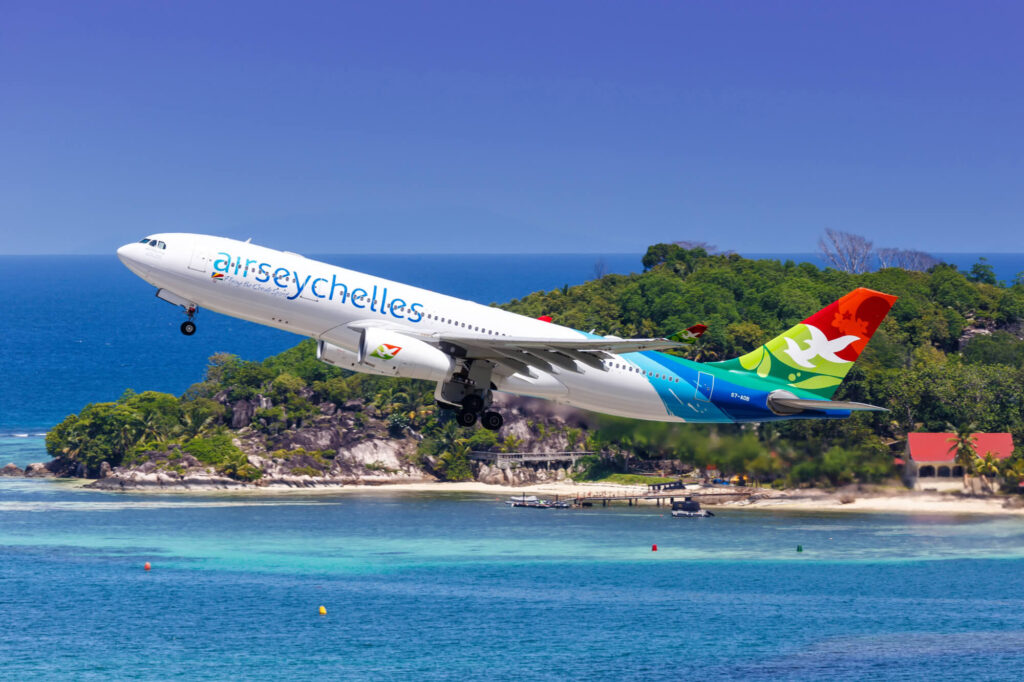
711;288;897;399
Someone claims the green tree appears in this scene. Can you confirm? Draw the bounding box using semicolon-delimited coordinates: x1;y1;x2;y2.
967;258;997;285
946;422;979;491
436;441;474;481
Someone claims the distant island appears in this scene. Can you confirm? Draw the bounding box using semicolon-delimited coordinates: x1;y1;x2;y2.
7;240;1024;501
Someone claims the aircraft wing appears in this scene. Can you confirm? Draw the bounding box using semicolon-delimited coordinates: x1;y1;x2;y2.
344;320;684;377
433;334;684;376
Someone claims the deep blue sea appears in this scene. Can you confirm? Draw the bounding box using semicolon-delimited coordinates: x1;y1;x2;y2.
2;251;1024;679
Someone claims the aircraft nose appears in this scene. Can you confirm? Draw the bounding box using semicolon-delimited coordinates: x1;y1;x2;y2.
117;242;148;276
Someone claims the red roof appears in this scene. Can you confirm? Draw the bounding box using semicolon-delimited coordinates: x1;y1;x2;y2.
908;433;1014;463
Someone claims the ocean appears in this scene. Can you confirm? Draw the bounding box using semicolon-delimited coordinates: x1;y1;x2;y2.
3;251;1024;679
2;481;1024;680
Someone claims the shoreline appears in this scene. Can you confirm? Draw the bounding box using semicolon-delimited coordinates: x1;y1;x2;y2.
20;476;1024;516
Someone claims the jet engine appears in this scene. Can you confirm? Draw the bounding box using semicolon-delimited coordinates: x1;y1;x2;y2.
316;328;454;382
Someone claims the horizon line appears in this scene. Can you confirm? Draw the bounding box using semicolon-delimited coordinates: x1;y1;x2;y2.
0;250;1019;257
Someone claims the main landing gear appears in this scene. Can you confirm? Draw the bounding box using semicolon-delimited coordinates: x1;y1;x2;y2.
435;359;504;430
439;393;504;431
180;305;197;336
453;404;503;430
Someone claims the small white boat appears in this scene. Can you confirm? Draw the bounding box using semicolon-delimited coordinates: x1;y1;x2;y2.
505;495;570;509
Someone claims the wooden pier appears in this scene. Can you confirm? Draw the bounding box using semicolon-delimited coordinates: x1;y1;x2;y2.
567;487;754;507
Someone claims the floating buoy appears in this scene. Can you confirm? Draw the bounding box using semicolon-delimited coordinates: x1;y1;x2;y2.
318;605;326;616
797;545;803;552
144;562;151;571
652;544;658;552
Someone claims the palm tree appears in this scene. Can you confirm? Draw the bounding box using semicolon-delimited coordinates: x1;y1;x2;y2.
974;452;1001;494
62;424;86;461
137;412;167;442
373;385;409;416
500;434;524;453
117;421;140;458
946;422;978;492
181;409;217;439
426;418;463;456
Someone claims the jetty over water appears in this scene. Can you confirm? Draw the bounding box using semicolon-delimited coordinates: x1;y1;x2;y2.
571;487;755;507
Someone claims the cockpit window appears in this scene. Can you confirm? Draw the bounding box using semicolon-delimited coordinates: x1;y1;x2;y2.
157;241;166;249
137;237;166;249
139;238;150;243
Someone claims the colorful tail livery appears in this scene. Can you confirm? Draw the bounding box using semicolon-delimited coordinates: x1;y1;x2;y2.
713;288;897;398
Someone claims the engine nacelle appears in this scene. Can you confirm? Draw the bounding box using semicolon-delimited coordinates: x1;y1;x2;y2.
316;329;454;382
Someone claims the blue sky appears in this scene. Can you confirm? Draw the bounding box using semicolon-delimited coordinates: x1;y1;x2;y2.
2;1;1022;255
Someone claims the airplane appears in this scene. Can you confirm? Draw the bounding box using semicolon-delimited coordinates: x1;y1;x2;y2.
117;234;897;430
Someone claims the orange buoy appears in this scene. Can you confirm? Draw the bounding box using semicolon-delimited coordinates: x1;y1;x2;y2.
652;544;658;552
318;605;327;616
144;562;151;571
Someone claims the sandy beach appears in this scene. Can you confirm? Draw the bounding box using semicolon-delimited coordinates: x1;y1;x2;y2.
734;489;1024;516
57;476;1024;516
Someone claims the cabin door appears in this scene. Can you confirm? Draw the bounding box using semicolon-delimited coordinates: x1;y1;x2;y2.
188;244;207;272
695;371;715;402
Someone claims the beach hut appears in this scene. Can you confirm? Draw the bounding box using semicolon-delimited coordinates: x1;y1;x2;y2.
905;432;1014;490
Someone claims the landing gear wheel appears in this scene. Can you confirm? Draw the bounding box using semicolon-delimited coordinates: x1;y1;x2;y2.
456;410;477;427
461;394;484;413
481;411;503;431
180;321;197;336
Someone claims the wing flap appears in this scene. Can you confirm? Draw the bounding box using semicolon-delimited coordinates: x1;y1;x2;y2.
439;334;683;354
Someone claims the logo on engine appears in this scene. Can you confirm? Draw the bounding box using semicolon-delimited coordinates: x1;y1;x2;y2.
370;343;402;360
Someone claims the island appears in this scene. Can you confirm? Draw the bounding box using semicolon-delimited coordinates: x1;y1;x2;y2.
7;241;1024;511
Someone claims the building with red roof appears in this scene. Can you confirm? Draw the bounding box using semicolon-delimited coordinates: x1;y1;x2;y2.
906;432;1014;485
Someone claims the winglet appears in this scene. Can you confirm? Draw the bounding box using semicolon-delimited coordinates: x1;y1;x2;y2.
669;324;707;344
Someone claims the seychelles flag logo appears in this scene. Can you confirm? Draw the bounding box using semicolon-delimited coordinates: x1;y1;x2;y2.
370;343;402;360
211;272;225;280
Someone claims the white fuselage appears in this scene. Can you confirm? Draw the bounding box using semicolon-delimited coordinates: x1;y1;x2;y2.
117;233;715;422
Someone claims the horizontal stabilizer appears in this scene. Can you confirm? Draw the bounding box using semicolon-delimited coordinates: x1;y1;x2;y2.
767;392;887;416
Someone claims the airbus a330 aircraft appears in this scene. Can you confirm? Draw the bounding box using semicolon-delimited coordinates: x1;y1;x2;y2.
118;234;897;431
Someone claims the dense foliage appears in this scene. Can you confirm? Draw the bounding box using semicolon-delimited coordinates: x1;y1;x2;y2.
47;243;1024;488
501;244;1024;486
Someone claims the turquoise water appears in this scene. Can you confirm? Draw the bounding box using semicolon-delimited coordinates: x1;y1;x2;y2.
2;478;1024;680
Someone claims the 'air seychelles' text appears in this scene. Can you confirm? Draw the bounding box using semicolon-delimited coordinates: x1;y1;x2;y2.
212;252;424;322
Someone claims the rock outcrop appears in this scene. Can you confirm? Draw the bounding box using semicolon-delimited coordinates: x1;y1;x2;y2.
24;462;56;478
33;389;590;490
0;463;24;476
